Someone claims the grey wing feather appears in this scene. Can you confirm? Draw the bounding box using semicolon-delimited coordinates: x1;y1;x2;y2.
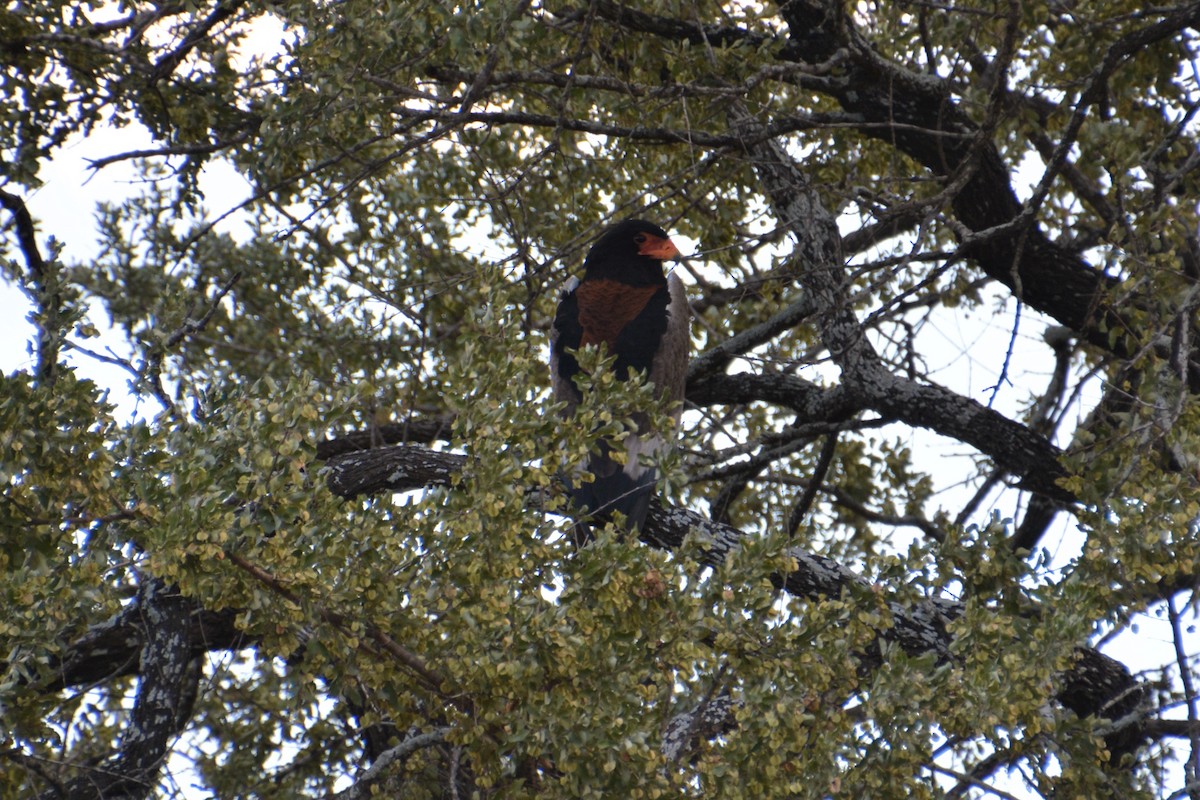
649;271;690;415
624;271;689;480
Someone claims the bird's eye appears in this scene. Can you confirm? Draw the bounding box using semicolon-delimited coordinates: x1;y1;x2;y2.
634;233;648;244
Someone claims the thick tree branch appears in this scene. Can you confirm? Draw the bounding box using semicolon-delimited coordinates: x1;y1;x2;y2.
592;0;1200;377
28;442;1150;773
663;694;737;764
324;444;466;497
686;291;819;382
319;443;1148;759
40;580;199;800
314;361;1069;508
37;605;242;693
686;371;855;420
726;101;1074;508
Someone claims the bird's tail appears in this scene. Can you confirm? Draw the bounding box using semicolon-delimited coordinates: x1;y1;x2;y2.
567;447;655;546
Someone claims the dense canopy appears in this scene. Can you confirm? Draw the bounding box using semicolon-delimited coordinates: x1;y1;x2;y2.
3;1;1200;797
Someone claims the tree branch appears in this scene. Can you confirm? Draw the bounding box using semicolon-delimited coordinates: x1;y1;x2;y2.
593;0;1200;376
138;271;241;418
686;290;819;382
36;606;243;693
329;728;450;800
148;0;244;83
28;441;1150;773
0;187;61;384
315;413;456;459
319;442;1148;760
40;580;199;800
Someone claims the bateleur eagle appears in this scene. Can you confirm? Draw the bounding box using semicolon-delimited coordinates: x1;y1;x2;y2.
551;219;690;539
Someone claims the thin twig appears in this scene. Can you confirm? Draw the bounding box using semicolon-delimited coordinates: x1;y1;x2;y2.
1168;593;1200;797
785;433;840;538
985;300;1021;408
138;271;242;418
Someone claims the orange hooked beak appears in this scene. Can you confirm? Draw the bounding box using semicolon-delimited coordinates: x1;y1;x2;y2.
637;234;682;261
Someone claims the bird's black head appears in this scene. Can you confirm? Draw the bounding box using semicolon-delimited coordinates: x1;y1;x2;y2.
582;219;681;284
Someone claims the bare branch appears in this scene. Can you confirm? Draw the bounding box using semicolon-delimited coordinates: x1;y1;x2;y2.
1168;593;1200;791
148;0;244;83
84;125;258;171
785;432;839;537
137;271;241;418
330;728;451;800
687;290;818;382
39;580;198;800
0;187;61;384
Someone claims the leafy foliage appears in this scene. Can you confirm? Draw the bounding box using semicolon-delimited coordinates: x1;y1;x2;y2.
2;1;1200;798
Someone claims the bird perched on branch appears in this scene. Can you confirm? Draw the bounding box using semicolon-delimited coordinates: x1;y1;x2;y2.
551;219;690;541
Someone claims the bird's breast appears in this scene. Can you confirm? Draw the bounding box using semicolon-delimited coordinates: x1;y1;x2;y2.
575;280;663;348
